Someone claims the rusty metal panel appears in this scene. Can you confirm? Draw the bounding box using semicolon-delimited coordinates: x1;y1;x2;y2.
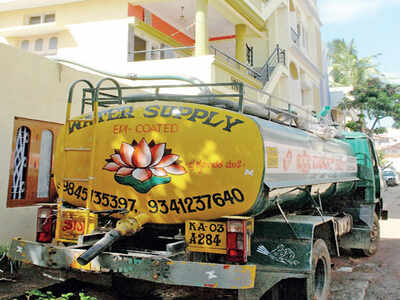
8;238;256;289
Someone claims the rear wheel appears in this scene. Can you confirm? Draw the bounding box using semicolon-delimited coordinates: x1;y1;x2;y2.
353;213;380;257
308;239;331;300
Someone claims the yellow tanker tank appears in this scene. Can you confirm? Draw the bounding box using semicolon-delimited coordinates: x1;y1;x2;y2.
54;101;266;225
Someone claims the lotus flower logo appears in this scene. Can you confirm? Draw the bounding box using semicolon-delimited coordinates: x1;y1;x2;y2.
103;138;186;193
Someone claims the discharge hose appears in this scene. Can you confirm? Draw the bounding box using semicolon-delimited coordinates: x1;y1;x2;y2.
77;214;150;266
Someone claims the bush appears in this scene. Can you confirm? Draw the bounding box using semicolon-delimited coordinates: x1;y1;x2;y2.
16;289;97;300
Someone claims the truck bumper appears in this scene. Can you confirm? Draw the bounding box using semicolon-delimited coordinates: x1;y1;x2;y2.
8;238;256;289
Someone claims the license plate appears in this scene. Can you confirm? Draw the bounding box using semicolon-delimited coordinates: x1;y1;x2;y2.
185;220;226;254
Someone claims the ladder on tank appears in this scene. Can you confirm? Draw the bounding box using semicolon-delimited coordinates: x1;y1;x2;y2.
55;78;123;244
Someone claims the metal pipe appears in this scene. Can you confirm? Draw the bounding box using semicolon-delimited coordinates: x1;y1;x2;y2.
50;58;212;94
77;229;121;266
77;214;150;266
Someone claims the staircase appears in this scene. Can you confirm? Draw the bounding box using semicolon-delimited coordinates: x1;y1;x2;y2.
255;44;286;86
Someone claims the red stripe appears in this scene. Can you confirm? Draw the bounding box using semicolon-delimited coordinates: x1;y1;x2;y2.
209;35;236;42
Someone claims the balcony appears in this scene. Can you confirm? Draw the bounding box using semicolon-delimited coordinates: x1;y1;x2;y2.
127;45;263;90
0;22;64;37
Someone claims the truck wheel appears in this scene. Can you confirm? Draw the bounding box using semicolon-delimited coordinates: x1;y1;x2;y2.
308;239;331;300
357;213;380;257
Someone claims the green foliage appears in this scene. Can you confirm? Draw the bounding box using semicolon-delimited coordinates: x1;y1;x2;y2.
0;243;10;256
23;289;96;300
328;39;380;87
341;78;400;135
78;293;97;300
377;150;388;168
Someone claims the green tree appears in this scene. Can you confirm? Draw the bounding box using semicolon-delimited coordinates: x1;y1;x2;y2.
328;39;380;87
338;78;400;135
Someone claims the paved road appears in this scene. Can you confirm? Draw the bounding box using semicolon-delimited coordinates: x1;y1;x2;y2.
330;185;400;300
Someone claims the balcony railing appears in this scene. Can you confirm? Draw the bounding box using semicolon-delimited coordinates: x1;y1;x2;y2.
129;45;262;80
256;44;286;85
208;45;261;79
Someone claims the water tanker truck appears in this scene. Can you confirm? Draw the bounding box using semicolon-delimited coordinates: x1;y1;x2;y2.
8;69;387;300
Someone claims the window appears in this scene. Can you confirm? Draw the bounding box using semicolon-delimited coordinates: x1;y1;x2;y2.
134;35;147;61
48;37;57;49
34;39;43;51
29;16;41;25
27;13;56;25
44;13;55;23
20;36;58;55
7;117;62;207
20;40;29;50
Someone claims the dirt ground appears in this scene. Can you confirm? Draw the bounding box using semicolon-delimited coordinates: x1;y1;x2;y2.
1;186;400;300
330;185;400;300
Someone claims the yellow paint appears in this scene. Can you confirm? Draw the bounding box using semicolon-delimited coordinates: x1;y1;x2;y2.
240;265;256;289
266;147;278;168
54;101;264;225
213;59;262;90
235;24;247;64
224;0;265;32
70;256;92;271
55;208;98;243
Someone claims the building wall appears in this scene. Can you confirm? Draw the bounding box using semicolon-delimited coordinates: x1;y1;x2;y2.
0;0;326;113
262;0;324;113
0;0;127;27
0;43;104;243
0;0;129;68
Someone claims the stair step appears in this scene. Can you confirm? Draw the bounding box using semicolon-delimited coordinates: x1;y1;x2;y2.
63;177;95;182
64;147;91;151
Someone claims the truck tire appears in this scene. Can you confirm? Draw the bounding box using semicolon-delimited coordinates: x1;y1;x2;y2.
353;213;380;257
364;212;380;256
308;239;331;300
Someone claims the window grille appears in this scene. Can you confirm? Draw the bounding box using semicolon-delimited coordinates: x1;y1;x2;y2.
11;126;30;200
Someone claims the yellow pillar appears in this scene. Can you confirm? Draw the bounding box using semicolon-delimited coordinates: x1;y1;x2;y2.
235;24;247;63
195;0;209;56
